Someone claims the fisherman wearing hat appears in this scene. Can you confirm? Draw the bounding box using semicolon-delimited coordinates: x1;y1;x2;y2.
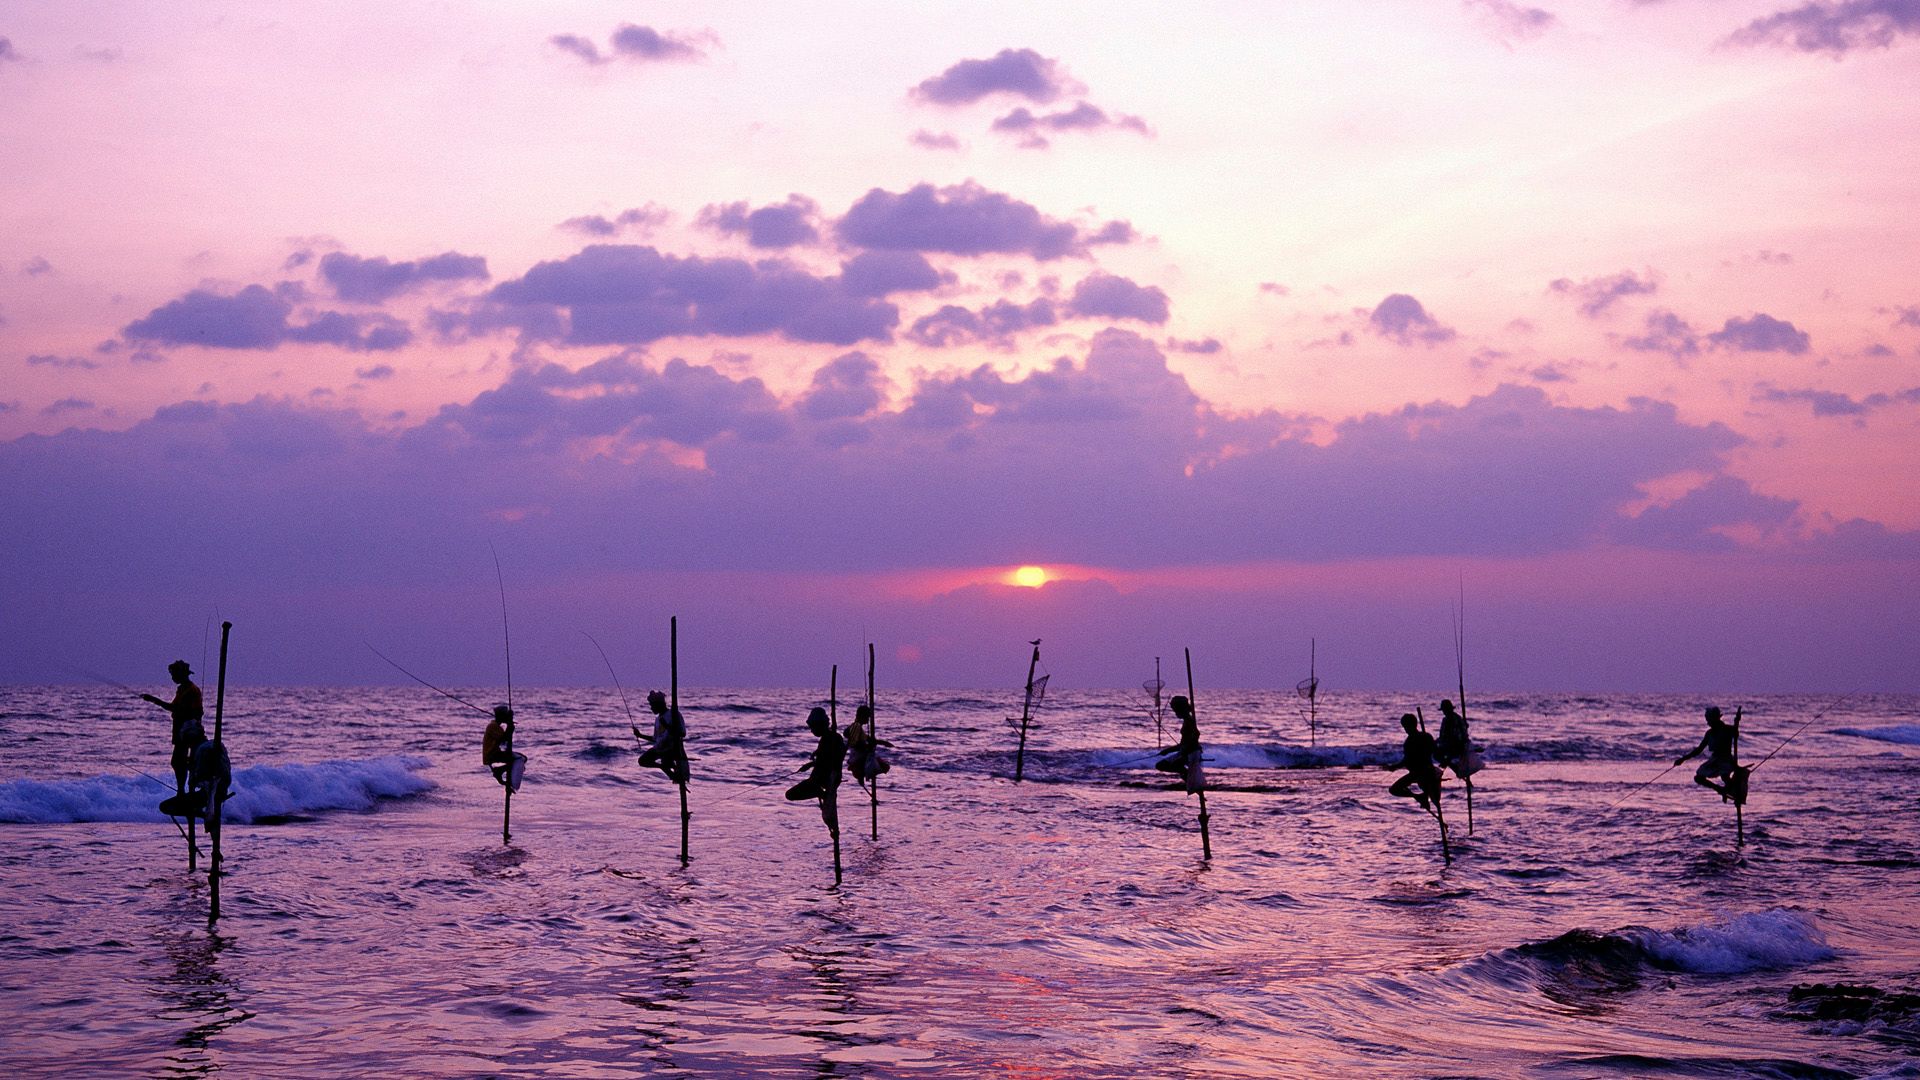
786;707;846;836
1677;705;1745;803
141;660;205;793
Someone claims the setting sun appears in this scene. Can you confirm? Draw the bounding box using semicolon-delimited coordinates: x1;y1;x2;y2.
1012;565;1049;588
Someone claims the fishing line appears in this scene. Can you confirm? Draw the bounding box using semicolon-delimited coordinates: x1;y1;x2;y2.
1748;690;1860;773
582;632;637;731
708;764;811;806
1607;760;1684;810
365;643;491;715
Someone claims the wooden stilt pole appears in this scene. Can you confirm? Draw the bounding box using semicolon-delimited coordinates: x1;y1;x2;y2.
830;664;837;726
186;790;197;872
673;616;688;866
208;621;231;922
831;805;843;886
1186;648;1211;861
1308;639;1316;748
867;643;878;841
1013;640;1040;782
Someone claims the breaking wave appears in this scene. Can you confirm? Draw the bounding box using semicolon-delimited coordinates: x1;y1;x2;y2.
1834;725;1920;748
1475;909;1835;986
0;754;436;824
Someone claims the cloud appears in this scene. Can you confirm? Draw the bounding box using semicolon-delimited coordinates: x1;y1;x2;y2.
25;354;99;370
1528;362;1574;383
0;38;18;62
696;195;821;249
909;130;962;151
560;205;670;237
319;251;489;303
1616;475;1798;551
799;351;888;421
1892;304;1920;328
1754;383;1920;415
1065;272;1170;324
1549;270;1658;318
1259;282;1291;296
41;398;94;416
436;353;786;447
1724;0;1920;55
1167;337;1223;354
21;256;52;277
123;284;412;352
1619;309;1701;359
355;364;396;381
837;181;1129;261
1465;0;1561;45
550;24;709;65
991;101;1151;148
1708;312;1811;353
1368;294;1457;346
478;244;898;347
839;251;949;298
905;299;1058;348
911;48;1079;106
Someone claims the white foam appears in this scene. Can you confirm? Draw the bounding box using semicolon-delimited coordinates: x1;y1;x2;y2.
1834;725;1920;747
0;755;436;824
1632;909;1834;974
1086;744;1378;770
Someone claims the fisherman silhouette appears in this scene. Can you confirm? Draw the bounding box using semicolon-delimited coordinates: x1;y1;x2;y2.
1387;713;1443;812
845;704;891;792
141;660;205;793
1676;705;1746;804
1155;695;1205;793
786;707;846;835
1435;698;1475;784
637;690;689;785
482;705;526;793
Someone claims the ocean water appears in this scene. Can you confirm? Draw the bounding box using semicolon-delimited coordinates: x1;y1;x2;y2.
2;684;1918;1078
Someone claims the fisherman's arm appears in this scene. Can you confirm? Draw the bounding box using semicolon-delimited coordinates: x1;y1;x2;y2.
1675;736;1707;765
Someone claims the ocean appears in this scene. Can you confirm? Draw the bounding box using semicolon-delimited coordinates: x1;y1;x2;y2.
2;684;1917;1078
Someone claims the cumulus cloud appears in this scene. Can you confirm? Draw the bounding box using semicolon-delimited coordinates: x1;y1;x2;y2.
475;244;898;347
1065;272;1170;324
319;251;489;303
839;251;949;298
991;101;1151;148
1549;270;1658;317
560;205;670;237
799;351;888;421
696;195;821;249
1708;312;1811;353
1724;0;1920;55
905;299;1058;348
123;284;412;352
837;181;1130;261
1464;0;1560;45
1619;310;1701;360
550;24;710;65
1368;294;1457;346
1616;475;1798;551
911;48;1079;106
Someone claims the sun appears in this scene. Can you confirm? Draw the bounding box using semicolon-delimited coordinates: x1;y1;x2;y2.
1012;565;1049;588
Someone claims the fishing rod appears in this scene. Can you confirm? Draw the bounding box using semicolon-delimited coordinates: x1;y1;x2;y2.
582;632;639;737
1607;759;1685;811
708;763;811;806
365;643;492;715
1747;691;1860;773
491;543;513;710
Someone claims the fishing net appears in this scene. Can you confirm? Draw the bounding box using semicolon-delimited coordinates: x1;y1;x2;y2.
1296;676;1318;700
1029;674;1050;703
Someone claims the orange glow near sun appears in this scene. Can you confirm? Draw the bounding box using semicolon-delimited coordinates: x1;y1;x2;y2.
1012;565;1049;588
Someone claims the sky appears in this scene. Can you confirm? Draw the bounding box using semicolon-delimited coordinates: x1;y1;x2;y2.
2;1;1917;691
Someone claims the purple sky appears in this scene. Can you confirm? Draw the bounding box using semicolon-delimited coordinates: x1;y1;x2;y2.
2;3;1917;689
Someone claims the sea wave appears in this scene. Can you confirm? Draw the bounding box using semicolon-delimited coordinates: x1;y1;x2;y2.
0;754;436;824
1486;908;1834;983
1834;725;1920;748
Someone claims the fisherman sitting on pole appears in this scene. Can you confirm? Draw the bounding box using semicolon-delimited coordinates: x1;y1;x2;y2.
1435;699;1476;784
638;690;689;785
1676;705;1744;803
1387;713;1443;813
845;705;891;793
1155;695;1205;793
786;708;846;835
482;705;525;792
141;660;205;793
